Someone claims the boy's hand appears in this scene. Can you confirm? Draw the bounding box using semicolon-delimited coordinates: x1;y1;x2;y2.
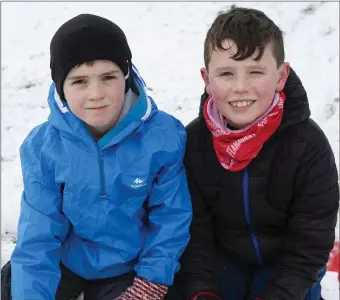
191;291;222;300
114;277;168;300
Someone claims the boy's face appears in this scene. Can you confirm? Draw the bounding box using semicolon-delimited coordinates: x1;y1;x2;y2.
201;39;290;129
63;60;125;137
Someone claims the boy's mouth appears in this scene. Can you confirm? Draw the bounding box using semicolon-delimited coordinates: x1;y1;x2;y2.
86;105;108;110
229;100;255;108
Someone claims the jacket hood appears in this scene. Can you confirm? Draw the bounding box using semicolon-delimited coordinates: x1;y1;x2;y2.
47;64;157;149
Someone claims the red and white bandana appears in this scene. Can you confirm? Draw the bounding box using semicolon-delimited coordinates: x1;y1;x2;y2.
203;91;286;171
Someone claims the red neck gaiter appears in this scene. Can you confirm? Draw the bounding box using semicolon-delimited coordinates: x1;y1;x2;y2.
203;91;286;171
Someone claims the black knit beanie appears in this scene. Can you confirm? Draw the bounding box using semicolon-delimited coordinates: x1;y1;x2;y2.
50;14;132;100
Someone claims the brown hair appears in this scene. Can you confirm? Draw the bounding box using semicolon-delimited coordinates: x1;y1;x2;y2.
204;7;285;69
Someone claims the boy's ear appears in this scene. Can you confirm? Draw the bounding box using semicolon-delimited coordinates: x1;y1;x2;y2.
200;67;211;95
276;62;290;92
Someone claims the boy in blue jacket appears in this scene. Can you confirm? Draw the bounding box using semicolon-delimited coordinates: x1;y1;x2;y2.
1;14;192;300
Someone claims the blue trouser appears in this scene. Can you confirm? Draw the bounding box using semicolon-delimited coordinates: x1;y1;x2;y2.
304;266;326;300
219;259;327;300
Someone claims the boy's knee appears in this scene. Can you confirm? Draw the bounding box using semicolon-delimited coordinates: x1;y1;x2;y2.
1;261;12;300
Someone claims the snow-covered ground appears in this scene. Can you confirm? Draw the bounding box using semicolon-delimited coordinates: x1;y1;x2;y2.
1;2;339;298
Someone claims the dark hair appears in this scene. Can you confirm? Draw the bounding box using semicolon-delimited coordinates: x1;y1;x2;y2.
204;7;284;69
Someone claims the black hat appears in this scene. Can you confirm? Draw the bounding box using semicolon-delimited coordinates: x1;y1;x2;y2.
50;14;132;100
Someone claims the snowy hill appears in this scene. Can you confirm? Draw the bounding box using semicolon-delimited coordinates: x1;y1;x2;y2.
1;2;339;298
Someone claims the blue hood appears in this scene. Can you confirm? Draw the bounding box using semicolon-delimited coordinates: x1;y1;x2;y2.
47;66;157;149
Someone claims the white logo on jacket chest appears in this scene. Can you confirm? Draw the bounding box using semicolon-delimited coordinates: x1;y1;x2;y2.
131;178;147;188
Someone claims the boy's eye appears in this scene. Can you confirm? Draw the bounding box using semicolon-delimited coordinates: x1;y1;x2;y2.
250;71;264;74
103;75;116;80
221;72;233;76
72;79;86;85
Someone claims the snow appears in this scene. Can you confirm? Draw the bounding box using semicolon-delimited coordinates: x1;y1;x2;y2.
1;1;339;298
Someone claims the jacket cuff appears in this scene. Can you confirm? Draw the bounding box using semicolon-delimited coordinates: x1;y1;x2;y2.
135;258;178;286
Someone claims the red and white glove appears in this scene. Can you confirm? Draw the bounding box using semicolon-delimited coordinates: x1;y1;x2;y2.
115;277;168;300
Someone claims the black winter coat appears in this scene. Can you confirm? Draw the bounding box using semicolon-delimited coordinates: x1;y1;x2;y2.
180;68;339;299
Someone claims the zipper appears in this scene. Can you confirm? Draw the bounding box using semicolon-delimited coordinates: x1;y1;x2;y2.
99;150;105;197
88;133;106;197
83;129;107;197
242;168;263;264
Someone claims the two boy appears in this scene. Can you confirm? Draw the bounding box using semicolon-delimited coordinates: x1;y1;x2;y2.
2;7;339;300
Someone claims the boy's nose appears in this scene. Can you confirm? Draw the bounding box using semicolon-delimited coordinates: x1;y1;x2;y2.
88;82;105;101
233;78;248;94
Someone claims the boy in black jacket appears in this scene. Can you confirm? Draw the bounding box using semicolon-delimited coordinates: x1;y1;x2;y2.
167;7;339;300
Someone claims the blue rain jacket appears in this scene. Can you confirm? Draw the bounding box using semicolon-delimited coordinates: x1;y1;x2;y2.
11;67;192;299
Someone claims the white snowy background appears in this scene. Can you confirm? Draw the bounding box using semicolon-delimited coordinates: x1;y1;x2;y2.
1;2;339;298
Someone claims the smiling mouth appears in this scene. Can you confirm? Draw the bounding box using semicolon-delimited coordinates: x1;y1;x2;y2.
229;100;255;108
